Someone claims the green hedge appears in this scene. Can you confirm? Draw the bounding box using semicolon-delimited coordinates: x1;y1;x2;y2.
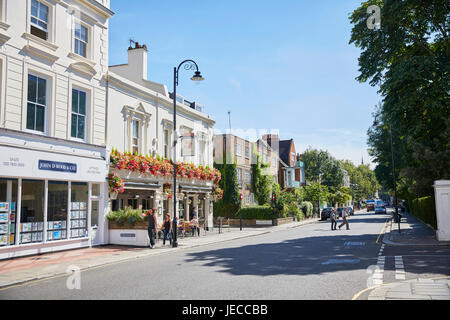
213;202;240;218
410;196;437;230
235;205;274;220
106;207;144;225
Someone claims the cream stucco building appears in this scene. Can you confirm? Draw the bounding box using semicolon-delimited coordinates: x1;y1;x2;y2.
106;42;216;234
0;0;113;259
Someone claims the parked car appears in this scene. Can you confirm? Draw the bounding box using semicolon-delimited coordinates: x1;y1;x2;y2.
375;206;387;214
320;208;334;221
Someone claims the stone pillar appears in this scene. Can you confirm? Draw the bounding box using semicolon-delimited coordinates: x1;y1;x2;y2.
434;180;450;241
154;190;164;226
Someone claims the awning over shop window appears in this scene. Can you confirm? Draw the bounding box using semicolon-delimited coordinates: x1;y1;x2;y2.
179;185;212;193
123;182;161;190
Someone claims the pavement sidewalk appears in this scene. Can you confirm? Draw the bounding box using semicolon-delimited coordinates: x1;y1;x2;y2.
0;217;318;289
382;211;450;246
365;210;450;300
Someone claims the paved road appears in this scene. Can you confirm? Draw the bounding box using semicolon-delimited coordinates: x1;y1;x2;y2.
1;210;449;300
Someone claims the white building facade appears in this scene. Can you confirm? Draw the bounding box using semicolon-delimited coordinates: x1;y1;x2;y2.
106;43;216;235
0;0;113;259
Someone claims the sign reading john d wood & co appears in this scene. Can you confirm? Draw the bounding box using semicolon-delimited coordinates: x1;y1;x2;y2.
38;160;77;174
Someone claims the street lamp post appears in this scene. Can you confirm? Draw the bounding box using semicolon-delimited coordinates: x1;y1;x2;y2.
171;60;204;248
373;118;400;234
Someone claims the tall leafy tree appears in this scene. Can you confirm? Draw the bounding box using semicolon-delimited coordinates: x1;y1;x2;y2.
350;0;450;197
252;155;272;205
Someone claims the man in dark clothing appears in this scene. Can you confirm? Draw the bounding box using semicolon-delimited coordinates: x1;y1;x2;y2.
144;209;158;248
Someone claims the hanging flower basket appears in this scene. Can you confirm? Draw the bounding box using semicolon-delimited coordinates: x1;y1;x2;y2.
108;172;125;196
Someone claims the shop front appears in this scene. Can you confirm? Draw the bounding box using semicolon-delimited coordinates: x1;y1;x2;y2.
0;130;108;260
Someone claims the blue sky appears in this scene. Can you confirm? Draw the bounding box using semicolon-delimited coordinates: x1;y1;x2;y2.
108;0;380;167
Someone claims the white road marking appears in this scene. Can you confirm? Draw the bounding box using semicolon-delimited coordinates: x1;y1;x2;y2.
395;256;406;280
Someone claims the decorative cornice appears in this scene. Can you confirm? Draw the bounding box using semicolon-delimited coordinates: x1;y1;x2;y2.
0;33;10;45
68;52;96;67
71;0;114;19
0;21;10;31
24;45;59;63
69;61;97;77
23;32;59;51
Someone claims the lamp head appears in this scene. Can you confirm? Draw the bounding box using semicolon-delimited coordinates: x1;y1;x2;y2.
191;71;204;82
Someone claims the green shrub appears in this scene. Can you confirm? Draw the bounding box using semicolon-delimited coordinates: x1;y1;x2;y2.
106;207;144;226
213;202;240;218
235;205;274;220
301;201;313;217
410;196;437;229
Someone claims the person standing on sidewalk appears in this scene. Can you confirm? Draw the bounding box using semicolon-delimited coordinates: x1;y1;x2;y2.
339;207;350;230
330;209;338;230
161;213;172;246
144;209;158;248
191;215;200;237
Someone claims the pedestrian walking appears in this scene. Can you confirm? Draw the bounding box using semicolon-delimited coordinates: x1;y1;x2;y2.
144;208;158;248
330;209;337;231
161;213;172;246
190;214;200;237
339;207;350;230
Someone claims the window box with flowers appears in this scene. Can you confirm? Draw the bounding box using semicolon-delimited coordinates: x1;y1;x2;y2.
109;149;222;187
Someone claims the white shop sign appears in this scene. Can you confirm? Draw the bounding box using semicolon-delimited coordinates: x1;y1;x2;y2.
0;146;107;182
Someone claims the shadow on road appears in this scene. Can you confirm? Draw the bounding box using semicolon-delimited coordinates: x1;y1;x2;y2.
184;233;382;277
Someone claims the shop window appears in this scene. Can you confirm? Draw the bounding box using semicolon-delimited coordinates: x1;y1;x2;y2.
142;198;152;211
27;74;47;133
0;179;18;246
127;198;138;210
47;181;68;241
74;22;88;58
70;182;88;239
30;0;49;41
71;88;87;140
20;180;44;244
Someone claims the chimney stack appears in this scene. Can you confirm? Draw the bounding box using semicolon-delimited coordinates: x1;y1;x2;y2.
127;42;148;81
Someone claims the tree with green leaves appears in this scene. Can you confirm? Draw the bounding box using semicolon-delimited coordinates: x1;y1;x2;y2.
350;0;450;198
252;155;272;205
301;148;344;191
304;182;329;216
